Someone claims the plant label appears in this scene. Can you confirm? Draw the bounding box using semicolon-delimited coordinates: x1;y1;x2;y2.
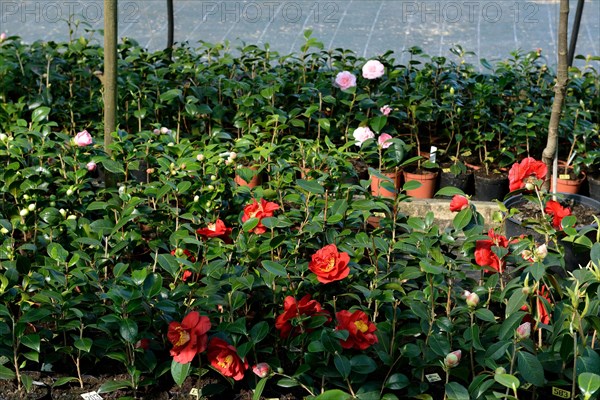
551;387;571;398
81;392;103;400
189;388;199;398
425;373;442;382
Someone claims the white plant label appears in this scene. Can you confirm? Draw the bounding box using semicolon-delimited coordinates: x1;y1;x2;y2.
425;373;442;382
189;388;199;398
429;146;437;163
81;392;103;400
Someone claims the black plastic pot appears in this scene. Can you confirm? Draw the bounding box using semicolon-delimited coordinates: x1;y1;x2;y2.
504;193;600;271
438;169;473;197
473;171;508;201
588;174;600;202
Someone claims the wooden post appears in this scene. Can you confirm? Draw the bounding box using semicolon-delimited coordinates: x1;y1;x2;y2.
104;0;118;187
542;0;569;193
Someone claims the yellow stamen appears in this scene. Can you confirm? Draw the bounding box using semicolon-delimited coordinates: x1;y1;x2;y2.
175;328;190;346
354;320;369;333
322;257;336;272
217;355;233;369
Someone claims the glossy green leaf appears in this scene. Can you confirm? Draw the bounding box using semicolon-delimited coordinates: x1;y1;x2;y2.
445;382;470;400
170;360;190;387
517;351;544;386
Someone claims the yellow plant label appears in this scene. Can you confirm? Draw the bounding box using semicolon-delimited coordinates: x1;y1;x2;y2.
552;387;571;398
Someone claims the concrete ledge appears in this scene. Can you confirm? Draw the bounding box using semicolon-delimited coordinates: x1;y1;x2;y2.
397;198;500;230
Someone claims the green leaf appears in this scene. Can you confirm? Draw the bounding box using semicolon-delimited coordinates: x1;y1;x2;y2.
97;379;133;393
296;179;325;194
48;243;69;263
21;334;40;352
100;159;125;174
156;254;179;278
517;352;544;386
494;374;520;390
31;106;51;122
334;354;351;379
452;208;472;231
578;372;600;397
403;180;422;191
385;373;409;390
52;377;79;387
261;260;287;277
485;340;511;361
119;318;138;343
242;218;260;233
160;89;182;102
19;308;51;323
314;389;352;400
171;360;191;387
350;354;377;374
445;382;470;400
436;187;466;197
277;378;300;388
0;365;16;380
74;338;93;353
252;377;268;400
249;321;269;344
498;311;526;341
474;308;497;323
506;289;527;317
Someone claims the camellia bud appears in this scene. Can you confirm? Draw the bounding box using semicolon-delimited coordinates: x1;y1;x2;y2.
87;161;97;171
252;363;270;378
516;322;531;341
194;195;200;202
0;227;8;234
210;175;217;181
207;185;215;191
66;188;74;196
59;209;67;217
534;244;548;260
160;127;170;134
495;367;506;375
525;182;535;191
197;154;205;162
0;133;8;141
464;291;480;308
229;152;237;160
19;208;29;217
27;203;36;212
444;350;461;368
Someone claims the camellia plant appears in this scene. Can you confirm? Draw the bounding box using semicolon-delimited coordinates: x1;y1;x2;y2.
0;31;599;400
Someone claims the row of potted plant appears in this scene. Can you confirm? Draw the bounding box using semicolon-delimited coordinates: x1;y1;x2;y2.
1;31;599;199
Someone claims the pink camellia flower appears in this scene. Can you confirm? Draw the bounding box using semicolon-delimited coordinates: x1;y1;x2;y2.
0;33;6;42
463;291;480;308
380;105;392;116
362;60;385;79
444;350;461;368
334;71;357;91
74;130;93;147
86;161;97;171
377;133;393;149
449;195;469;212
252;362;270;378
516;322;531;341
353;127;375;147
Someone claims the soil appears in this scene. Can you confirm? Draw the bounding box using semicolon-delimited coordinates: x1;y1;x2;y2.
0;373;303;400
510;197;598;228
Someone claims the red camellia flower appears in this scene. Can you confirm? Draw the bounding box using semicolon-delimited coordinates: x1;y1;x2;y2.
207;337;248;381
508;157;547;191
242;198;280;234
182;270;193;282
545;200;572;229
522;285;552;325
167;312;211;364
474;229;509;273
196;218;232;238
335;310;378;350
449;195;469;212
309;244;350;284
275;294;331;338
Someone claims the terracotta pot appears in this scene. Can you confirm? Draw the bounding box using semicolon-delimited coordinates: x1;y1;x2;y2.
234;166;261;188
551;171;586;194
370;170;402;198
403;170;439;199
